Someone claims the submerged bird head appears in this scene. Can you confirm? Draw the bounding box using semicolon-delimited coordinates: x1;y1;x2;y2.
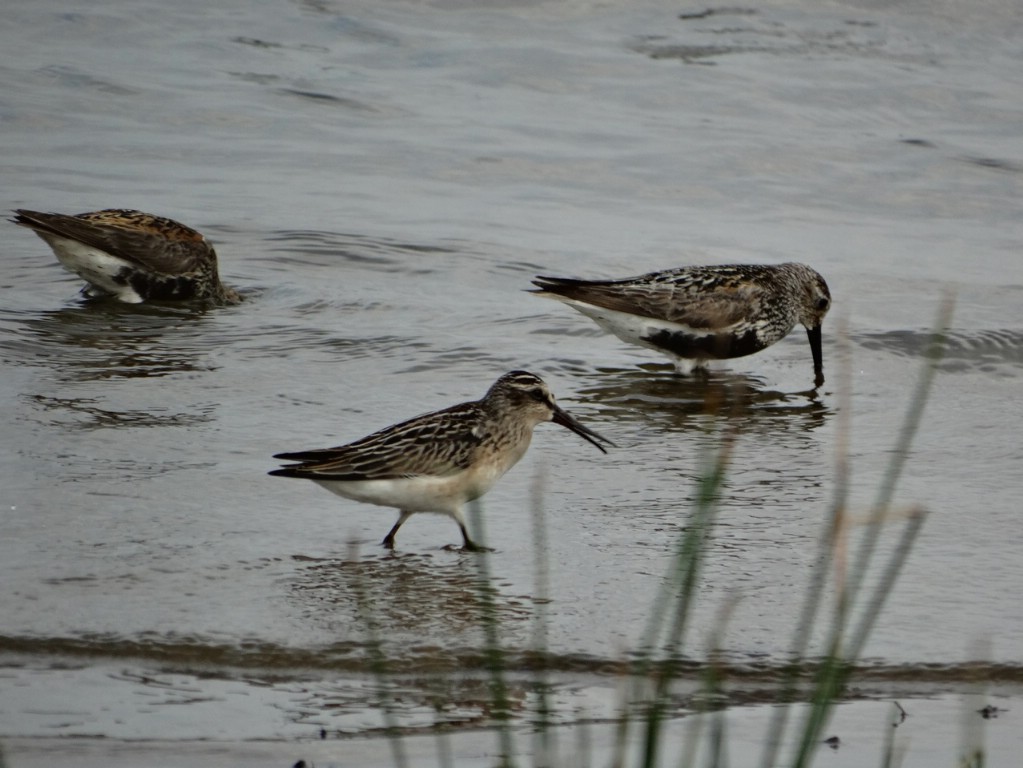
487;371;614;453
785;263;831;388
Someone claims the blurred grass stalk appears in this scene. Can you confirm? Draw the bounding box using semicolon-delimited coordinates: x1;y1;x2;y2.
468;498;518;768
528;468;558;768
717;293;947;768
615;293;951;768
348;540;411;768
624;416;739;768
362;295;952;768
787;294;952;768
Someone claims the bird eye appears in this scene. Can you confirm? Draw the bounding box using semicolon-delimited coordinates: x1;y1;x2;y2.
528;387;548;403
816;297;830;311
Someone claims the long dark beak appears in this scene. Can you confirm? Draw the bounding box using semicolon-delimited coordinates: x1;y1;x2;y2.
807;324;824;388
551;405;615;454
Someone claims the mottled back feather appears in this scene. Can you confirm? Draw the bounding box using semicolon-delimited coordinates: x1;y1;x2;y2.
13;208;239;303
532;264;783;330
14;209;213;275
272;401;486;481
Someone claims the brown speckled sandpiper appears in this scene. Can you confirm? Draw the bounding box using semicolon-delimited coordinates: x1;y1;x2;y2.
269;370;613;551
12;208;239;304
532;262;831;387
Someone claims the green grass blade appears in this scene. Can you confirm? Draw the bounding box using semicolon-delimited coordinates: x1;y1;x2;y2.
789;295;953;768
348;540;409;768
468;500;517;768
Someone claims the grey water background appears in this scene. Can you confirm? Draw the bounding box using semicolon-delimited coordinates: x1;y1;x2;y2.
1;0;1022;764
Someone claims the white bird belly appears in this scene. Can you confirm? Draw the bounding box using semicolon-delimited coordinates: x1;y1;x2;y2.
312;464;509;515
561;301;711;353
308;428;531;515
41;234;144;303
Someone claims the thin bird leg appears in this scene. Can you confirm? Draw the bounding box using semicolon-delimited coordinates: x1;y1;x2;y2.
451;507;486;551
459;523;486;552
382;510;412;549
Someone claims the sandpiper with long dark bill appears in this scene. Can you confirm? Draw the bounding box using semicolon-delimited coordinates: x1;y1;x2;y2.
531;262;831;387
269;370;614;551
11;208;239;304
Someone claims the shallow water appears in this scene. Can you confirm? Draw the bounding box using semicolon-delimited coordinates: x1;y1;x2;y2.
2;0;1022;762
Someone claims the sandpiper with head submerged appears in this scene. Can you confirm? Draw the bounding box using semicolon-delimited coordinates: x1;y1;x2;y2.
269;370;614;551
12;208;239;304
531;262;831;387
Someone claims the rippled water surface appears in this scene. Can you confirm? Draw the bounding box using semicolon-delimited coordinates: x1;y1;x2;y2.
2;0;1022;764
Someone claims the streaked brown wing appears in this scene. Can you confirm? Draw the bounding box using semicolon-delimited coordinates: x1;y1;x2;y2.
14;209;213;275
534;275;764;330
272;402;484;480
